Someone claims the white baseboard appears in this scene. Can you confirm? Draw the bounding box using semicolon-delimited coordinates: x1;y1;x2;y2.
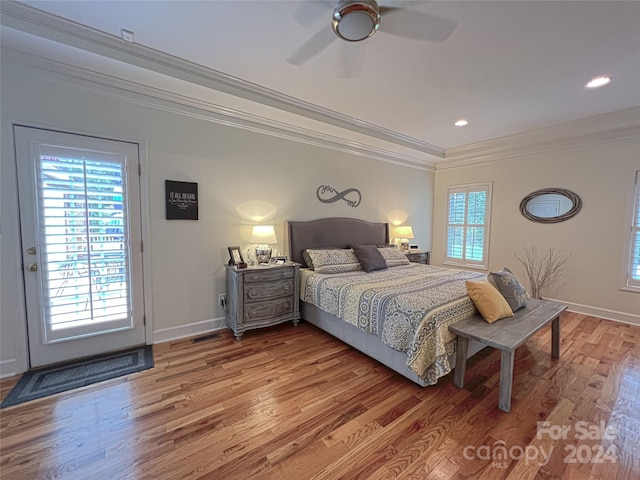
544;297;640;326
0;318;228;379
152;317;227;344
1;359;19;379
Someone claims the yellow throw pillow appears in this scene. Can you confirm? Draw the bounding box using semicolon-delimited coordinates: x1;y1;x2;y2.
466;280;514;324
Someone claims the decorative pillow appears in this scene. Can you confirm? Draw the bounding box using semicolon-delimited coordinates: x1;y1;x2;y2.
304;248;362;274
303;247;345;270
378;247;411;267
490;267;528;312
465;280;514;324
302;249;314;269
350;244;388;272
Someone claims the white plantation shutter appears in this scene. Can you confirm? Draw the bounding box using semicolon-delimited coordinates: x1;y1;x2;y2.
628;170;640;288
445;183;492;268
36;146;132;341
447;192;466;259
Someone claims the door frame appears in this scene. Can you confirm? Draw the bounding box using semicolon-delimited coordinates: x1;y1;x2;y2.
3;120;153;375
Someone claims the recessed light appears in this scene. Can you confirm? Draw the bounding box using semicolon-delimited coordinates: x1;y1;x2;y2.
454;119;469;127
586;75;611;89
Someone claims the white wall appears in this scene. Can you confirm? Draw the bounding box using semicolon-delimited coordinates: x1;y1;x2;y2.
3;48;637;378
433;139;640;323
0;59;434;376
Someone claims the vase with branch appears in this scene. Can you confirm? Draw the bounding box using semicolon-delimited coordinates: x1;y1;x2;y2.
514;246;570;299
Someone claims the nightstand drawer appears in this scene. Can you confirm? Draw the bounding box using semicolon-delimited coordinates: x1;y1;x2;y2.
244;297;293;322
244;279;293;302
244;268;293;283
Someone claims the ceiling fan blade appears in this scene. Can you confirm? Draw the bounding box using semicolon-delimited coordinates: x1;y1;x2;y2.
379;8;457;43
287;27;337;66
337;41;364;79
292;0;333;27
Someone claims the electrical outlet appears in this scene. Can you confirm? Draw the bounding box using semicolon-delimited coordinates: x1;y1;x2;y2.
218;294;227;306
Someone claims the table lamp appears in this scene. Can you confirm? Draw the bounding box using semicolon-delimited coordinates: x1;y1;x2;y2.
250;225;277;264
393;225;414;252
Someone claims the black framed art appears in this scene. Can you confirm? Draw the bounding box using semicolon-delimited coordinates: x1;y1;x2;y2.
165;180;198;220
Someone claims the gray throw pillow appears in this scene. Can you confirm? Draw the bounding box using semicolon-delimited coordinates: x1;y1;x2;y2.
351;244;388;272
490;267;527;311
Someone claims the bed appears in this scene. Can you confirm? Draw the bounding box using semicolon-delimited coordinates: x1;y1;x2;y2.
285;217;488;387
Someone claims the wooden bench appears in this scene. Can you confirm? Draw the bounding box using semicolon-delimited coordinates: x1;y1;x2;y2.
448;298;567;412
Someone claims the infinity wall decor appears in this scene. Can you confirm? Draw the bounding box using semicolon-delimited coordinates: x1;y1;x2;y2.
316;185;362;208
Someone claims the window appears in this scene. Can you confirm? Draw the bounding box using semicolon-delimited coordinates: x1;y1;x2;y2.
445;182;492;269
37;153;131;338
626;170;640;289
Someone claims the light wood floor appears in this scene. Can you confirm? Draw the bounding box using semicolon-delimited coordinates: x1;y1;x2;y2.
1;311;639;479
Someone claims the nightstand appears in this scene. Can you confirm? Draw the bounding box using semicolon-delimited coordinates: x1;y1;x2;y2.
405;251;430;265
225;263;300;341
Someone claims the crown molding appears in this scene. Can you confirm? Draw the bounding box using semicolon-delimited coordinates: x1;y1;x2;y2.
0;0;444;159
439;107;640;170
1;47;436;172
4;1;635;171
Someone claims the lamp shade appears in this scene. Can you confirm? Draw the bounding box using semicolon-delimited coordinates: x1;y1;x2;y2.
250;225;277;244
394;225;414;239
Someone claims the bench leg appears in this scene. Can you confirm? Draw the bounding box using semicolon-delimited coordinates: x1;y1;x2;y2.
454;336;469;388
498;349;515;412
551;316;560;359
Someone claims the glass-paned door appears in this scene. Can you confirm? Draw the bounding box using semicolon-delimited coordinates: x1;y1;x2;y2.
14;126;146;368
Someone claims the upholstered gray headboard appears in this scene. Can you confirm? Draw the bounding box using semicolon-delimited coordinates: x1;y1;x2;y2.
285;218;389;267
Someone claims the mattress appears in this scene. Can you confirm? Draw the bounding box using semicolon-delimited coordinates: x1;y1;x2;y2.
300;263;486;384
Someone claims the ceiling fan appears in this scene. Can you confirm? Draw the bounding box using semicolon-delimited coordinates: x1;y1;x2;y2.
287;0;457;74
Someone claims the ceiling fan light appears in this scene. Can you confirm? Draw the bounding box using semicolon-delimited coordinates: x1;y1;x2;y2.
337;11;375;41
332;0;380;42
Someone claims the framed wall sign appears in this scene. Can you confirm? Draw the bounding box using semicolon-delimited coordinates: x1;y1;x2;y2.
165;180;198;220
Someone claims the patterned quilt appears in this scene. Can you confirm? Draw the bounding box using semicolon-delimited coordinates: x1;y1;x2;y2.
300;264;486;385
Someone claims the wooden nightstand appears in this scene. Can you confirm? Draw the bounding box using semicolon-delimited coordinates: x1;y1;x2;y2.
405;251;430;265
225;263;300;341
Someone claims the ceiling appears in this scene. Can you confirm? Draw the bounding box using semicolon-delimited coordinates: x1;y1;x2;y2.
2;0;639;160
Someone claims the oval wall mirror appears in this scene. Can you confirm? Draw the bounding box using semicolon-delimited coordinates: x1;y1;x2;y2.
519;188;582;223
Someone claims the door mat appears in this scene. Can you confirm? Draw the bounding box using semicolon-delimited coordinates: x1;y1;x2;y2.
1;345;154;408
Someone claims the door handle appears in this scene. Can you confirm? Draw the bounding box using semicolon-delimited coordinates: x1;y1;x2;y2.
27;263;38;271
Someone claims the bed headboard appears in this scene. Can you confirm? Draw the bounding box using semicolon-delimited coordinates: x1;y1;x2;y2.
285;217;389;267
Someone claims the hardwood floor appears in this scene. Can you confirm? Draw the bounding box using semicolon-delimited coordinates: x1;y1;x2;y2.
1;311;639;479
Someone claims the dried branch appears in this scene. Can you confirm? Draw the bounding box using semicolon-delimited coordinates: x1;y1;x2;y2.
514;246;570;299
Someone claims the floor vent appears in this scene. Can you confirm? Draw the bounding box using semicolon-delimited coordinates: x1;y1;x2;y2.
191;333;221;344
